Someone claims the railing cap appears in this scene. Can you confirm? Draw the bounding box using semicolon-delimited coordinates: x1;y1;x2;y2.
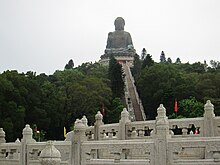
204;100;214;109
74;119;86;130
0;128;5;136
22;124;33;135
39;141;61;158
95;111;103;120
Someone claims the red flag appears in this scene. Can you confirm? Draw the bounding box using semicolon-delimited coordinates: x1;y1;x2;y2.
174;99;178;113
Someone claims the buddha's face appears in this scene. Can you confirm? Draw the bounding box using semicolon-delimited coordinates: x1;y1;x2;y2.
114;17;125;31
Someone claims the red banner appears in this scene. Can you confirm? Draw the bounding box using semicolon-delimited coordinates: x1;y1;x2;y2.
174;100;178;113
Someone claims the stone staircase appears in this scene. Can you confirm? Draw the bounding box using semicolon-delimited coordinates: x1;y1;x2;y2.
123;63;146;121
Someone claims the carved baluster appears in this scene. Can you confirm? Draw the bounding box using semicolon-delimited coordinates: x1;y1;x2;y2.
182;128;188;135
139;129;144;137
8;149;16;159
112;129;116;138
108;131;113;139
131;127;137;138
150;129;154;136
100;130;105;139
0;149;6;159
90;149;97;159
169;129;174;135
32;149;39;160
87;131;92;140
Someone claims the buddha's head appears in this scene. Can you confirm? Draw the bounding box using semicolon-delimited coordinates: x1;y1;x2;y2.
114;17;125;31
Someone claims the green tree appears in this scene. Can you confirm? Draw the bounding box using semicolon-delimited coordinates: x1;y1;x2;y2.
107;97;124;123
141;48;147;60
167;57;172;64
175;57;181;64
137;64;196;119
210;60;220;70
131;54;142;80
108;56;124;98
64;59;74;69
160;51;166;63
172;97;203;118
142;54;154;69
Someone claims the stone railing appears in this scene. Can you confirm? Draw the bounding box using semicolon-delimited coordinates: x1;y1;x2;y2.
1;100;220;165
26;141;71;165
167;137;220;164
125;62;146;120
122;63;146;121
0;141;21;165
0;125;71;165
81;139;154;165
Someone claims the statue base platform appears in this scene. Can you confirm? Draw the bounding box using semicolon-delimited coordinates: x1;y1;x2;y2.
99;48;136;67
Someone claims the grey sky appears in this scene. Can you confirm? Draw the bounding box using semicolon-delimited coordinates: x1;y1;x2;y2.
0;0;219;74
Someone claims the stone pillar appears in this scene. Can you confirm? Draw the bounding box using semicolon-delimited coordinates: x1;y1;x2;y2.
155;104;170;165
21;124;35;165
119;108;130;140
94;111;104;140
0;128;6;143
72;119;87;165
81;115;88;127
203;100;215;137
39;141;61;165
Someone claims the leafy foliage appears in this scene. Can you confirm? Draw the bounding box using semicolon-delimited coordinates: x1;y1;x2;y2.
108;56;125;98
136;58;220;120
0;63;112;141
64;59;74;69
169;97;204;118
160;51;166;63
106;97;124;123
0;56;220;141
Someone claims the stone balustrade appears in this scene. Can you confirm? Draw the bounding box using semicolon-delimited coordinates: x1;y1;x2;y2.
81;140;154;165
0;100;220;165
85;126;95;141
27;141;71;164
99;123;119;140
168;137;220;164
0;125;71;165
169;117;204;137
126;120;155;139
0;142;21;165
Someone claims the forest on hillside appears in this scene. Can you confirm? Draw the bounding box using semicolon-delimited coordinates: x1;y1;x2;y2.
0;54;219;142
133;50;220;120
0;59;124;142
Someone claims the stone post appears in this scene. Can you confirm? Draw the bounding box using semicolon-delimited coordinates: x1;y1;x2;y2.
94;111;104;140
39;141;61;165
119;108;130;140
72;119;87;165
203;100;215;137
81;115;88;127
155;104;170;165
21;124;35;165
0;128;6;143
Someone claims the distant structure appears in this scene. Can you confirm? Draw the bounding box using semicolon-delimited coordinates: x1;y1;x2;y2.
100;17;136;66
100;17;146;121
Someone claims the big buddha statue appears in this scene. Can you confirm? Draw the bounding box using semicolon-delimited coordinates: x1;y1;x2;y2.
100;17;136;66
106;17;133;49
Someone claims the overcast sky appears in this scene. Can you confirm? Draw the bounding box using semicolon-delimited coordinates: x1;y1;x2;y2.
0;0;219;74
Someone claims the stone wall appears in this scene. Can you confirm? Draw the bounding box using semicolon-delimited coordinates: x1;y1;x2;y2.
1;100;220;165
